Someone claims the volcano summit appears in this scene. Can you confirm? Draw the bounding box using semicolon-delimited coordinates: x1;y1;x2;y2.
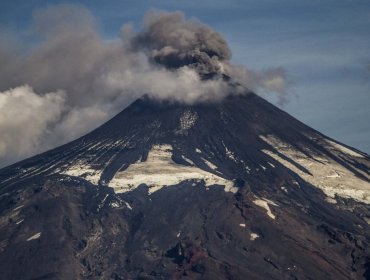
0;7;370;280
0;89;370;279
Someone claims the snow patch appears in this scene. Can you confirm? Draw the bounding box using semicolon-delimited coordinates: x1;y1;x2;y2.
177;110;198;133
86;142;101;151
260;134;370;204
109;202;120;208
15;219;24;225
202;158;218;171
97;194;109;212
292;180;300;188
13;205;24;212
253;198;278;220
239;223;246;227
226;149;237;162
325;139;364;158
222;142;237;162
61;161;102;185
250;233;260;241
124;201;133;210
26;232;41;241
195;148;202;153
109;145;237;194
181;155;194;166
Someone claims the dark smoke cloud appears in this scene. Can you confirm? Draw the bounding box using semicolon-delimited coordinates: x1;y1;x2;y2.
0;5;289;167
131;11;231;75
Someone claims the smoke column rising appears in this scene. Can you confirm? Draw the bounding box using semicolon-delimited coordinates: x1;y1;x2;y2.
0;5;288;168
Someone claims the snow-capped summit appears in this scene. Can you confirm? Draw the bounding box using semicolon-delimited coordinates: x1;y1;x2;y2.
0;91;369;279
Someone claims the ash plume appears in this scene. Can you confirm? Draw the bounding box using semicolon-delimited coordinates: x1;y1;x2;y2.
0;5;289;167
130;11;231;76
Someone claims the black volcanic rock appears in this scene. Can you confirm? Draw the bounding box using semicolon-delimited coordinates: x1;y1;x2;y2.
0;92;370;279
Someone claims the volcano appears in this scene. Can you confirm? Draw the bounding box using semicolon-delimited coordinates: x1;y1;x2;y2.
0;91;370;280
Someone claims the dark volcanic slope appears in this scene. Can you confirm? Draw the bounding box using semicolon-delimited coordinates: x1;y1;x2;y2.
0;93;370;280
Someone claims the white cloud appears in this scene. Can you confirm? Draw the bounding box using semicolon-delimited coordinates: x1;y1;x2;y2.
0;86;65;165
0;86;115;168
0;5;289;168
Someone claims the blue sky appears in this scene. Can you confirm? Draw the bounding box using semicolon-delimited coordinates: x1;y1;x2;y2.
1;0;369;153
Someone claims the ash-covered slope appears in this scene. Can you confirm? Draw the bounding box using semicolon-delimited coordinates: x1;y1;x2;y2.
0;92;370;280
